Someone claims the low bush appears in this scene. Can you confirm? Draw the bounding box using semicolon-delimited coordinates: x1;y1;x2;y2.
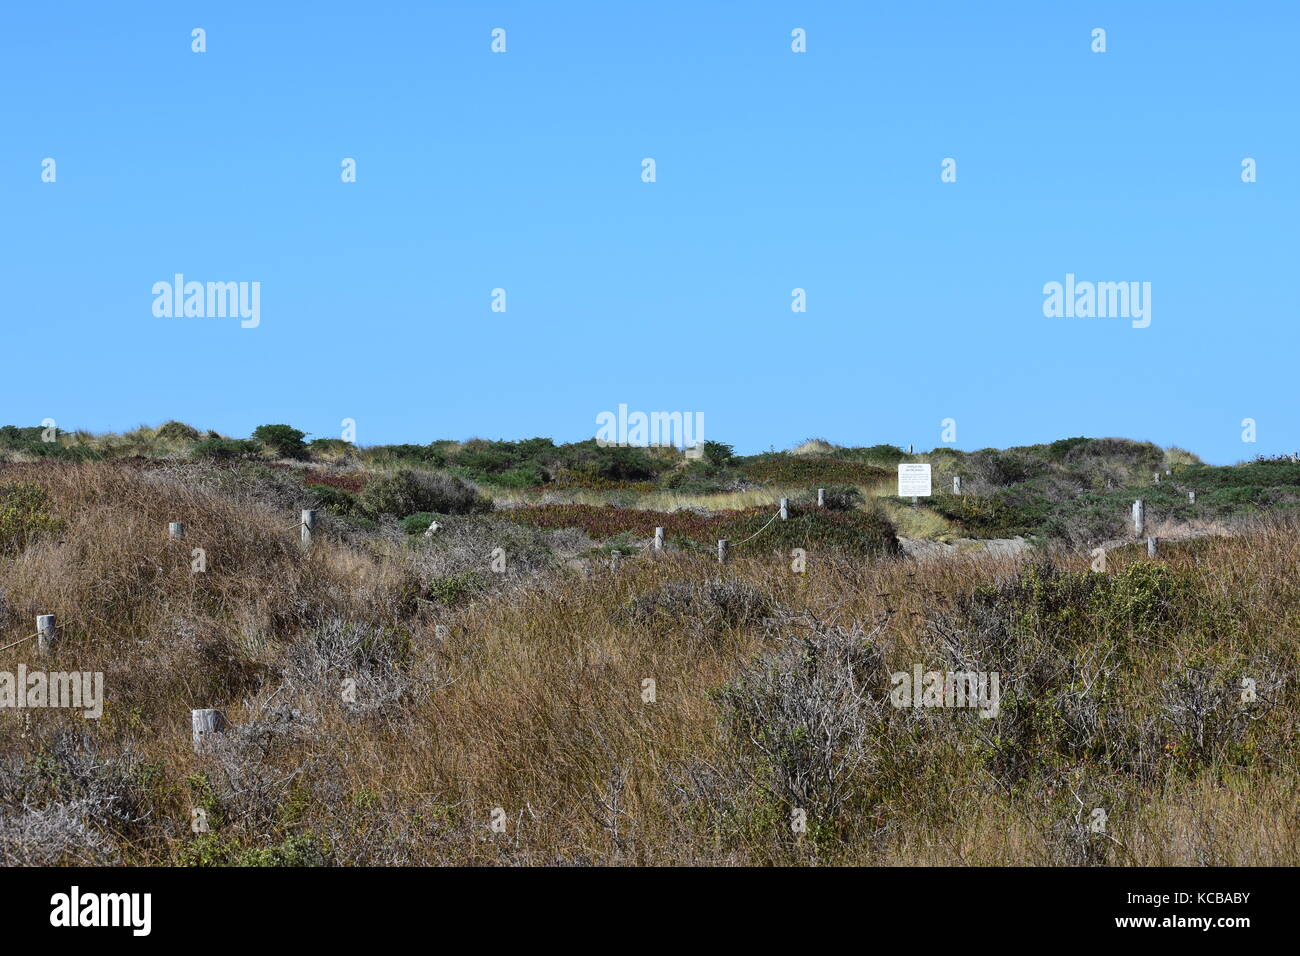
0;482;64;553
421;570;483;607
156;421;201;442
309;438;354;459
306;483;357;515
400;512;438;534
192;437;261;461
357;470;491;519
701;441;735;466
252;424;309;460
658;461;746;494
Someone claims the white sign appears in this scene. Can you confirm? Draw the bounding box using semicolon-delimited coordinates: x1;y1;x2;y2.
898;463;932;497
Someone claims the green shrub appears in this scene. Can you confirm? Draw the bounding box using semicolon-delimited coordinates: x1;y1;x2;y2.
236;832;330;867
702;441;735;466
659;461;742;494
415;471;492;516
962;560;1185;644
565;445;663;484
156;421;201;442
357;471;423;518
1092;562;1186;635
422;570;484;606
480;463;545;489
252;424;308;460
401;512;438;534
306;483;357;515
192;437;261;461
309;438;354;457
179;831;331;867
841;444;906;464
0;425;48;448
965;448;1048;486
1044;436;1091;461
929;493;1037;537
357;470;491;519
0;483;64;553
0;426;100;461
362;443;448;467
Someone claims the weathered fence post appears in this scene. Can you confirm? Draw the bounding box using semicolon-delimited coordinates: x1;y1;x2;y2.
717;539;728;564
301;509;317;548
653;527;664;551
168;521;186;539
907;444;914;454
1188;491;1196;504
953;475;961;495
36;615;56;656
779;498;789;520
610;549;621;571
816;488;825;507
1132;499;1145;536
1154;472;1160;483
1147;536;1159;558
191;709;226;754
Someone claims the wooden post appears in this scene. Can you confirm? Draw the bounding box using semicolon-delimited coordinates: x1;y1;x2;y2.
717;539;728;564
1147;536;1159;558
907;444;914;454
301;509;317;547
653;527;664;551
953;475;961;495
779;498;789;520
169;521;185;539
1154;472;1160;483
816;488;825;507
1132;500;1145;536
610;549;621;571
36;614;55;656
191;709;226;753
1188;491;1196;504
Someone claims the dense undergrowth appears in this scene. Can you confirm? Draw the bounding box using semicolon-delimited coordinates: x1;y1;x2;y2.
0;456;1297;866
7;422;1299;548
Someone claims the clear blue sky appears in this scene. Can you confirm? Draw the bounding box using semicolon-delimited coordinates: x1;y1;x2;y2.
3;1;1296;463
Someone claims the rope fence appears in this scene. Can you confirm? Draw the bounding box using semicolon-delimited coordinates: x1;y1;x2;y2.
0;630;39;654
730;508;782;548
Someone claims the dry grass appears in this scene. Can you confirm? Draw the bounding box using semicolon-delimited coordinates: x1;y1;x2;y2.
489;485;806;514
875;497;961;541
1;461;1296;866
789;438;840;456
